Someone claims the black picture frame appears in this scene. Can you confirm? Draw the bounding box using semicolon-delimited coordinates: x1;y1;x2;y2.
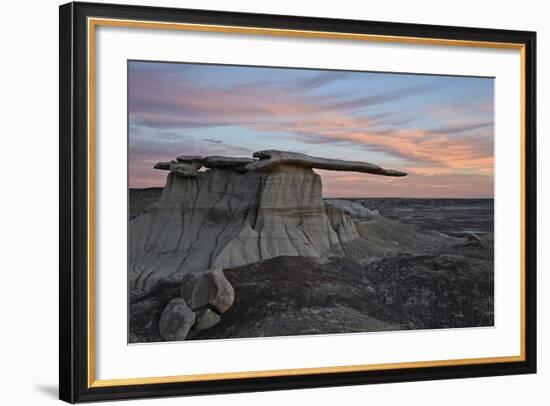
59;1;537;403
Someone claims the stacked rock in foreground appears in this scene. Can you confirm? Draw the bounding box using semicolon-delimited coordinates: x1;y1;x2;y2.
129;150;407;302
159;267;234;340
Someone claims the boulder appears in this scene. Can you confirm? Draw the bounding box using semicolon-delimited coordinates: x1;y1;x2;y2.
180;268;235;314
209;268;235;314
194;308;221;330
180;272;212;311
158;298;196;341
154;160;201;178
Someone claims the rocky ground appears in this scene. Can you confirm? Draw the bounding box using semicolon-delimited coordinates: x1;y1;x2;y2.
129;189;493;343
129;187;163;220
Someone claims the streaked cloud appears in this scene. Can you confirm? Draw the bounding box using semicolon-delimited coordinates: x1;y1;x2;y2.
129;61;494;197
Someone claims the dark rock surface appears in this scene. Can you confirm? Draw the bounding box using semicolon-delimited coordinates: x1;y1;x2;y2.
129;187;163;220
188;256;400;340
129;281;180;343
129;232;493;342
363;254;493;329
355;198;494;234
129;256;401;342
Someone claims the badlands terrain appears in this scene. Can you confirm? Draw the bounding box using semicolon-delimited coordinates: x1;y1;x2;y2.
128;150;493;343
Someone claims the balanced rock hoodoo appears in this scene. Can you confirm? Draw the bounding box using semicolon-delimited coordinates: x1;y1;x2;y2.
129;150;406;301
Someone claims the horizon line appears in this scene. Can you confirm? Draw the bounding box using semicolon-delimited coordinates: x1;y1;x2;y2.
128;186;494;200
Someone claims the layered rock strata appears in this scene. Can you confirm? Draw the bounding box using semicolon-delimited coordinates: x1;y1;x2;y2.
129;150;406;300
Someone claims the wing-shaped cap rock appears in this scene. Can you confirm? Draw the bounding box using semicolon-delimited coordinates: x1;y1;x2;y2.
176;155;204;163
204;156;256;173
246;150;407;177
154;160;201;178
155;150;407;177
155;156;257;176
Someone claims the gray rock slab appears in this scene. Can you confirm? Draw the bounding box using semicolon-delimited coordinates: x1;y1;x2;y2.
154;160;201;178
176;155;204;163
180;272;215;311
247;150;407;176
180;268;235;314
194;308;221;330
209;268;235;314
153;161;170;170
158;298;196;341
203;156;256;173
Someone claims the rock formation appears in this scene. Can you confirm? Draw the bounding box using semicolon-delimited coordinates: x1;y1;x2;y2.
194;309;221;331
180;267;235;315
158;268;234;340
128;159;495;342
247;150;407;176
158;298;196;341
129;150;406;301
324;199;380;222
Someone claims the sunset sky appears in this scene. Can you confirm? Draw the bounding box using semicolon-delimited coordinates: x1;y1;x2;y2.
128;60;494;198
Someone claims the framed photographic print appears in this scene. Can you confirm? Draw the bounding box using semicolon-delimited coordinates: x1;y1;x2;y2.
59;1;537;403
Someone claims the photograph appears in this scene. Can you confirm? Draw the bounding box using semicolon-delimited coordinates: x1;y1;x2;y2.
127;61;495;343
54;1;537;402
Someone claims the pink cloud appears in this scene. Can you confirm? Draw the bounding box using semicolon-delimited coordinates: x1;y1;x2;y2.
318;170;493;198
129;64;494;197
